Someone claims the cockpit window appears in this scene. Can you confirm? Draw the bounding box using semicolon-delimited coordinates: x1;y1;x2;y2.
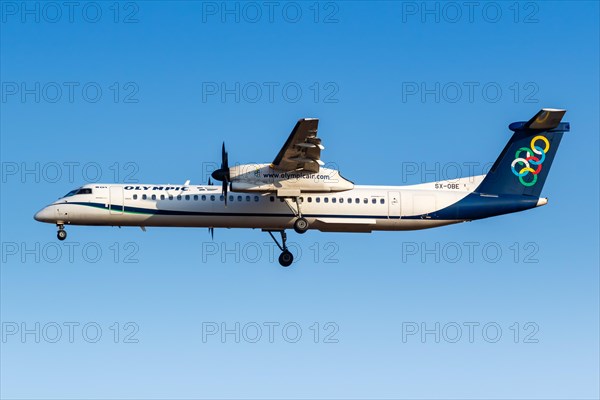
63;188;92;197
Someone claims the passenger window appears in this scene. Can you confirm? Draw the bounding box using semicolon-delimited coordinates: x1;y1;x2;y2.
331;198;336;203
133;194;138;200
316;197;321;203
254;196;259;202
202;195;207;201
142;194;147;200
308;197;312;203
229;195;233;202
238;196;242;202
220;195;224;201
270;196;274;202
169;195;174;200
185;195;190;200
324;198;329;203
364;198;368;204
356;198;360;204
380;198;385;204
279;198;284;202
339;198;343;203
160;195;165;200
347;198;352;204
194;195;198;201
177;195;182;200
372;198;376;204
210;195;215;201
246;196;250;202
151;194;156;200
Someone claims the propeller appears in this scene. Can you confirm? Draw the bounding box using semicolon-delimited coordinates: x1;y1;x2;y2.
207;144;229;238
211;142;231;206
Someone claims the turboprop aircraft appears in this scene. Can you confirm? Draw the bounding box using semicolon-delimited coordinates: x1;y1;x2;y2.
34;108;569;266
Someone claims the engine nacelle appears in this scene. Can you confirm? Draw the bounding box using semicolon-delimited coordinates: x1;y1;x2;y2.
229;163;354;193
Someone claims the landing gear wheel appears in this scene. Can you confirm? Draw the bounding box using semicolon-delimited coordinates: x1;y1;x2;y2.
57;229;67;241
267;230;294;267
278;250;293;267
293;217;309;234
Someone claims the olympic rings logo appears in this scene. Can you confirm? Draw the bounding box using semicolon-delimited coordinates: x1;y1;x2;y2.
510;135;550;187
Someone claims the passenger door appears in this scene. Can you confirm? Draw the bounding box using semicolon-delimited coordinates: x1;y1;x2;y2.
387;191;401;219
109;186;124;214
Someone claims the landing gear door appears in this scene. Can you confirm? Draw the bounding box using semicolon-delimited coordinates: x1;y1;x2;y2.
387;191;401;219
109;186;124;214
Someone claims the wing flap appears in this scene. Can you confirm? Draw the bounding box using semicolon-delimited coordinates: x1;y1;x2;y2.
316;218;376;224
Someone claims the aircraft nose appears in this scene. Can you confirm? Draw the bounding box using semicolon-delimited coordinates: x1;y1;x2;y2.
34;207;54;223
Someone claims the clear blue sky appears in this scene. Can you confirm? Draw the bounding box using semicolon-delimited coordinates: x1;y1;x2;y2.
1;1;598;399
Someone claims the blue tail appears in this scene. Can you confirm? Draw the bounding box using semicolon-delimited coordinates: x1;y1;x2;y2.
475;108;570;197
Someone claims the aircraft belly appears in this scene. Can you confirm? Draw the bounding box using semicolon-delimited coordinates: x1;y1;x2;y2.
66;202;465;231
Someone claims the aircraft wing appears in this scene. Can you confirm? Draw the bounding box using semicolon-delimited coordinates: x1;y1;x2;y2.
271;118;324;173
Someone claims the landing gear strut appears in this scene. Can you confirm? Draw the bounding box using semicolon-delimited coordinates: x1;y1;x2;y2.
267;230;293;267
57;224;67;241
284;197;309;234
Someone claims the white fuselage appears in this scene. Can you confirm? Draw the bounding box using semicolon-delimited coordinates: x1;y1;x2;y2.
34;175;487;232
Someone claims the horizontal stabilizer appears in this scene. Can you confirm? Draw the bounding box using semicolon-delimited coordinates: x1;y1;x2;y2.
514;108;566;131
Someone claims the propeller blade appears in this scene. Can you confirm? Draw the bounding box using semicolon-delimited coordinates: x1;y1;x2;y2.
208;227;214;239
222;181;228;206
221;142;229;170
208;177;213;186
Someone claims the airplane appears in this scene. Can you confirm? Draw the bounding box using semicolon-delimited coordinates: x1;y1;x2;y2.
34;108;569;267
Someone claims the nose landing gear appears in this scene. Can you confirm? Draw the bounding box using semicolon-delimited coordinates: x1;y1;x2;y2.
57;224;67;241
278;249;293;267
266;230;293;267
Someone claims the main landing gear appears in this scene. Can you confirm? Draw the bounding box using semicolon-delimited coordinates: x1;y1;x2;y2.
284;197;309;234
57;224;67;241
293;217;309;234
267;230;294;267
266;196;310;266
